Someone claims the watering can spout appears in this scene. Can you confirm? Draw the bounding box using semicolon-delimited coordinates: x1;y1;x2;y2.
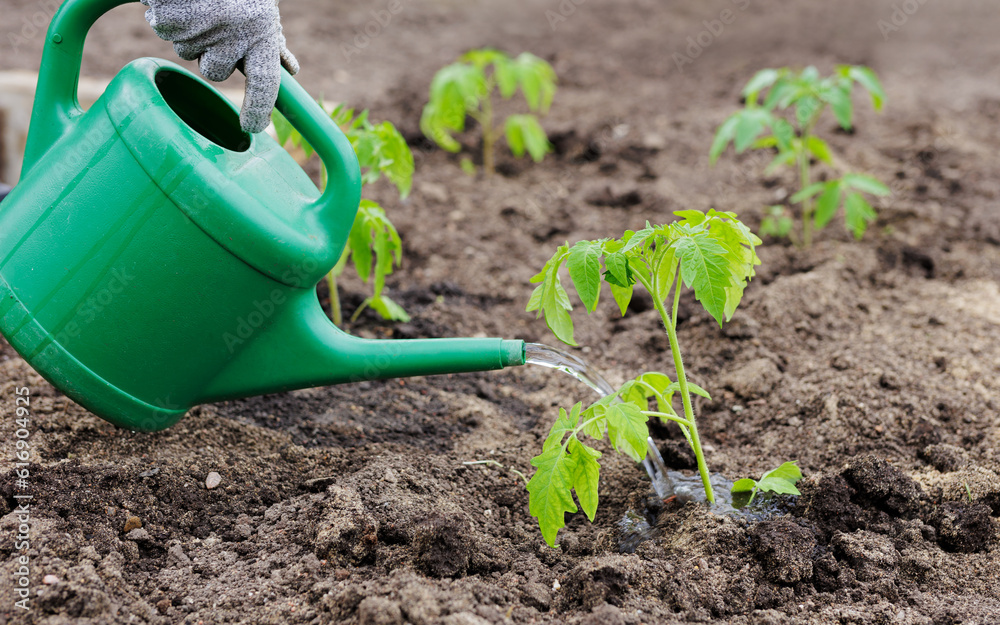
198;293;526;403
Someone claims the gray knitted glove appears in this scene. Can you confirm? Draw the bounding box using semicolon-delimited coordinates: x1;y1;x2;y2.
141;0;300;133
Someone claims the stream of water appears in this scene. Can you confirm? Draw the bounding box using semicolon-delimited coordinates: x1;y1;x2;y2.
524;343;673;498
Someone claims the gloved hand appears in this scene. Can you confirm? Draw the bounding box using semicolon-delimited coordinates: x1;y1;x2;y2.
141;0;300;134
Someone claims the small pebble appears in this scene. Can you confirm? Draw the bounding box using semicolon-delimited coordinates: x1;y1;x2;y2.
205;472;222;490
123;516;142;532
552;579;561;591
42;575;59;585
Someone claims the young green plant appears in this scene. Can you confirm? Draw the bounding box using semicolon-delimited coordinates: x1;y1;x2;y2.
711;65;890;247
421;49;556;176
526;209;761;546
731;461;803;506
273;105;414;325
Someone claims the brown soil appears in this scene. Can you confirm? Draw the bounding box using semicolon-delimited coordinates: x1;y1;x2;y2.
3;0;1000;623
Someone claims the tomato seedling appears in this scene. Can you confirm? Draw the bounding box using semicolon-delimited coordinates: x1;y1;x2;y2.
421;49;556;176
711;65;890;247
273;105;414;325
526;209;760;546
731;461;803;506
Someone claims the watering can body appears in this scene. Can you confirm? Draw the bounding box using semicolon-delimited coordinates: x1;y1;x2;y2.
0;0;524;431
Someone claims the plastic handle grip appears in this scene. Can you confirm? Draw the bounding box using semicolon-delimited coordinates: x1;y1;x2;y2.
23;0;361;235
22;0;133;174
272;69;361;229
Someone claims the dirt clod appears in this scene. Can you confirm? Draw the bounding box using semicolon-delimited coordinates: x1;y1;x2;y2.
413;515;473;578
357;596;404;625
831;530;900;582
750;518;816;584
929;502;997;553
843;455;924;517
314;486;379;566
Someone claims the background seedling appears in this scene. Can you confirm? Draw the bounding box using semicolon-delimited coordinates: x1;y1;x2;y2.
526;210;760;546
731;461;803;506
711;65;890;247
421;48;556;176
273;105;414;325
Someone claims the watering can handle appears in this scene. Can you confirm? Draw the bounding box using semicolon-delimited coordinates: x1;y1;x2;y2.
22;0;133;174
23;0;361;232
272;69;361;229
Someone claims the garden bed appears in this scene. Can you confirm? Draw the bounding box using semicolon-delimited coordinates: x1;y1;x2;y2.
2;0;1000;623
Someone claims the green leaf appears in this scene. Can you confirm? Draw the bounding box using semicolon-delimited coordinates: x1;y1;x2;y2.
528;247;577;345
675;232;735;326
603;402;649;462
761;461;803;484
652;245;678;301
731;478;757;493
771;118;795;151
842;173;890;196
504;114;552;162
513;53;557;113
756;477;802;496
271;109;294;146
602;252;634;288
348;215;374;284
673;210;707;227
543;405;580;450
361;295;411;322
568;241;603;312
742;68;781;100
844;192;877;239
710;114;739;164
493;54;519;99
813;181;843;230
567;438;601;521
756;461;803;497
765;149;796;174
760;206;793;238
687;382;712;399
609;282;633;317
790;182;826;204
795;95;822;129
824;85;853;130
763;78;796;110
734;109;772;153
580;403;607;440
847;65;885;111
806;136;833;164
461;48;508;70
421;62;487;152
527;445;580;547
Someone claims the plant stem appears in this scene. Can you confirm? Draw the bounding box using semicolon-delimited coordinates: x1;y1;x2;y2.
797;109;823;248
798;137;813;249
481;93;495;176
637;272;715;504
327;272;342;326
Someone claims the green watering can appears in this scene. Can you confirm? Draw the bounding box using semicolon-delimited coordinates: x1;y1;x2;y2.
0;0;525;431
